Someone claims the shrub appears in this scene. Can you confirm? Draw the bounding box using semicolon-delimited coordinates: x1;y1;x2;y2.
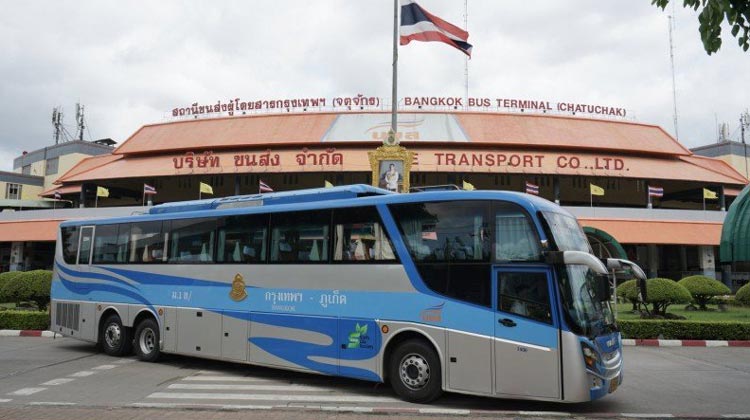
643;278;692;316
0;271;23;303
21;270;52;310
737;283;750;306
0;310;49;330
678;275;731;310
618;320;750;340
616;279;640;310
0;273;34;306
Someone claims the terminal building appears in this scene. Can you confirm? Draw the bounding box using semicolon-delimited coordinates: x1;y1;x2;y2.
1;103;747;289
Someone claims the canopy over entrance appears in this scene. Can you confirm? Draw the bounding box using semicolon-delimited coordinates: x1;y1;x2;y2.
720;185;750;263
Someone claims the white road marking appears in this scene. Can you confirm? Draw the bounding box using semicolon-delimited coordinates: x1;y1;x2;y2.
168;383;336;392
184;376;276;383
114;359;136;364
148;392;399;403
69;371;95;377
722;416;750;419
29;402;77;406
8;388;46;396
0;399;12;403
622;414;674;418
133;402;275;410
92;364;117;370
41;378;75;386
419;408;471;415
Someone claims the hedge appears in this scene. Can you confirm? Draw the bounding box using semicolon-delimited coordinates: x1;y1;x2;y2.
618;320;750;340
0;310;49;330
0;270;52;309
0;271;22;297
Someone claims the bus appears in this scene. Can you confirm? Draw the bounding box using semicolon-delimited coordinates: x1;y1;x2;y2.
51;184;646;403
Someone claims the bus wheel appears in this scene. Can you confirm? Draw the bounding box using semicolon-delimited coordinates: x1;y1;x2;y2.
101;314;132;357
134;318;160;362
389;339;443;403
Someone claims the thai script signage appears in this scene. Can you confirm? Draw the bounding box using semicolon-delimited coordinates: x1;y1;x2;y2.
171;95;627;119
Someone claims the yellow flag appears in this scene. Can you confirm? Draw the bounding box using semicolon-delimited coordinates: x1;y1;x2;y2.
703;188;717;199
462;180;475;191
96;186;109;198
590;184;605;196
324;180;334;188
199;182;214;195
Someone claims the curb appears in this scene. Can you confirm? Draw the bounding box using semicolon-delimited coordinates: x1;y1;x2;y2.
0;330;56;338
622;339;750;347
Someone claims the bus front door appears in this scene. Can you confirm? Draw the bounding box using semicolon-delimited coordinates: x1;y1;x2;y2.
493;268;561;400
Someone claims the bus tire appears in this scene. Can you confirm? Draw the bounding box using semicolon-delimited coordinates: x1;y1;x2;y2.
389;339;443;403
100;314;132;357
134;318;160;362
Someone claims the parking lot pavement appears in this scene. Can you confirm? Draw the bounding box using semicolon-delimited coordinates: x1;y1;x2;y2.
0;336;748;418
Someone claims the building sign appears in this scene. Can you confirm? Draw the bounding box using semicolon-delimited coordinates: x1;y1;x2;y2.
171;95;627;119
165;148;631;178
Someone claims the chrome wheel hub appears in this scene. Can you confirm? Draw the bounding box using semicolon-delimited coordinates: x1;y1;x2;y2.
399;353;430;390
139;327;156;354
104;323;121;348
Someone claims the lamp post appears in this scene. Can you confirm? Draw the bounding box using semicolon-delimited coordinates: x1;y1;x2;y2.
741;111;749;179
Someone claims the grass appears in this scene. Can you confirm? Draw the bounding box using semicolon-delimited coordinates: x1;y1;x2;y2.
615;303;750;322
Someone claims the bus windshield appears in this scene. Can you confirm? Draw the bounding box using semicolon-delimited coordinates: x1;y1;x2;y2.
543;211;616;337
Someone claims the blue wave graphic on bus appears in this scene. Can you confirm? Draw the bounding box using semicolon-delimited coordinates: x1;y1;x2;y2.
250;313;380;381
56;264;154;312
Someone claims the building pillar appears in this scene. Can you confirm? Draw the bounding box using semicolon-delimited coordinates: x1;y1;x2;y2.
679;246;688;275
721;263;733;290
719;186;726;211
699;245;717;279
9;241;24;272
553;177;560;205
79;183;87;208
234;175;241;196
647;244;658;278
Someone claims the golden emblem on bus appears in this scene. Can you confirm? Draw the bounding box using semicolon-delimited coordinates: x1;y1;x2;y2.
230;273;248;302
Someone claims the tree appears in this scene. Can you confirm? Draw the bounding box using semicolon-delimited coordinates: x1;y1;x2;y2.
678;275;731;310
652;0;750;54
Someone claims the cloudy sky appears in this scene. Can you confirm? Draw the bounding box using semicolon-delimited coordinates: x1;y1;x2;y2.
0;1;748;171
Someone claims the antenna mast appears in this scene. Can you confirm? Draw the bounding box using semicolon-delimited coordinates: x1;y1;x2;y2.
463;0;468;109
52;107;63;145
75;103;85;141
668;6;679;140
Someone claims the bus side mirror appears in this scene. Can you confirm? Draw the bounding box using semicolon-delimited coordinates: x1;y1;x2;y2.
546;251;608;275
596;275;612;302
606;258;648;302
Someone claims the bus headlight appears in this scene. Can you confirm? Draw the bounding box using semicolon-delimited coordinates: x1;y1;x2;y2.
581;343;600;370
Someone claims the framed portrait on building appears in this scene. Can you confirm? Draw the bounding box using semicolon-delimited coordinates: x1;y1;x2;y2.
368;145;415;193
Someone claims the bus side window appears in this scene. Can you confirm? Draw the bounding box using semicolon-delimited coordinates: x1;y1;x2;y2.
498;272;552;324
270;210;330;263
216;214;268;263
494;203;541;262
61;226;79;264
129;221;165;264
168;218;216;263
77;227;94;265
332;207;396;262
92;224;120;264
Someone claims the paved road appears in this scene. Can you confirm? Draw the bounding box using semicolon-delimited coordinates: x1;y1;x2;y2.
0;336;748;418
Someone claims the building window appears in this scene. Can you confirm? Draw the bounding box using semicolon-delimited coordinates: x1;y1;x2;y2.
5;183;21;200
46;157;59;175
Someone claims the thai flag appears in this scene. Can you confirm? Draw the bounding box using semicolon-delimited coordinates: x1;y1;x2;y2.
525;181;539;195
53;191;62;200
400;0;473;57
144;184;157;195
259;180;274;193
648;186;663;197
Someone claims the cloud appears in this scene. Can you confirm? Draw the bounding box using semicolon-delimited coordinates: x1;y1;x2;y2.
0;0;748;173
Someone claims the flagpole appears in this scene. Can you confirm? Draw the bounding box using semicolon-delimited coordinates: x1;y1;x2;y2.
95;194;98;208
390;0;399;142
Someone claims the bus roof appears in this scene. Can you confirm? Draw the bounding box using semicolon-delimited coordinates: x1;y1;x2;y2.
60;185;568;227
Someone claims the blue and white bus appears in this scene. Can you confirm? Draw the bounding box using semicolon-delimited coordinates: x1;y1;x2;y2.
51;185;645;403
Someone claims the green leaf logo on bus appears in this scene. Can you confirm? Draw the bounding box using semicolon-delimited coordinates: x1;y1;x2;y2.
347;323;368;349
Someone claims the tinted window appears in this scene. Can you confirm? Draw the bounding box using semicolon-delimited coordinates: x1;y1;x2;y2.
92;224;129;264
495;203;541;261
217;214;268;263
78;227;93;265
61;226;79;264
416;264;491;307
130;221;165;263
333;207;396;262
390;201;491;263
270;210;330;263
168;218;216;263
498;272;552;324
